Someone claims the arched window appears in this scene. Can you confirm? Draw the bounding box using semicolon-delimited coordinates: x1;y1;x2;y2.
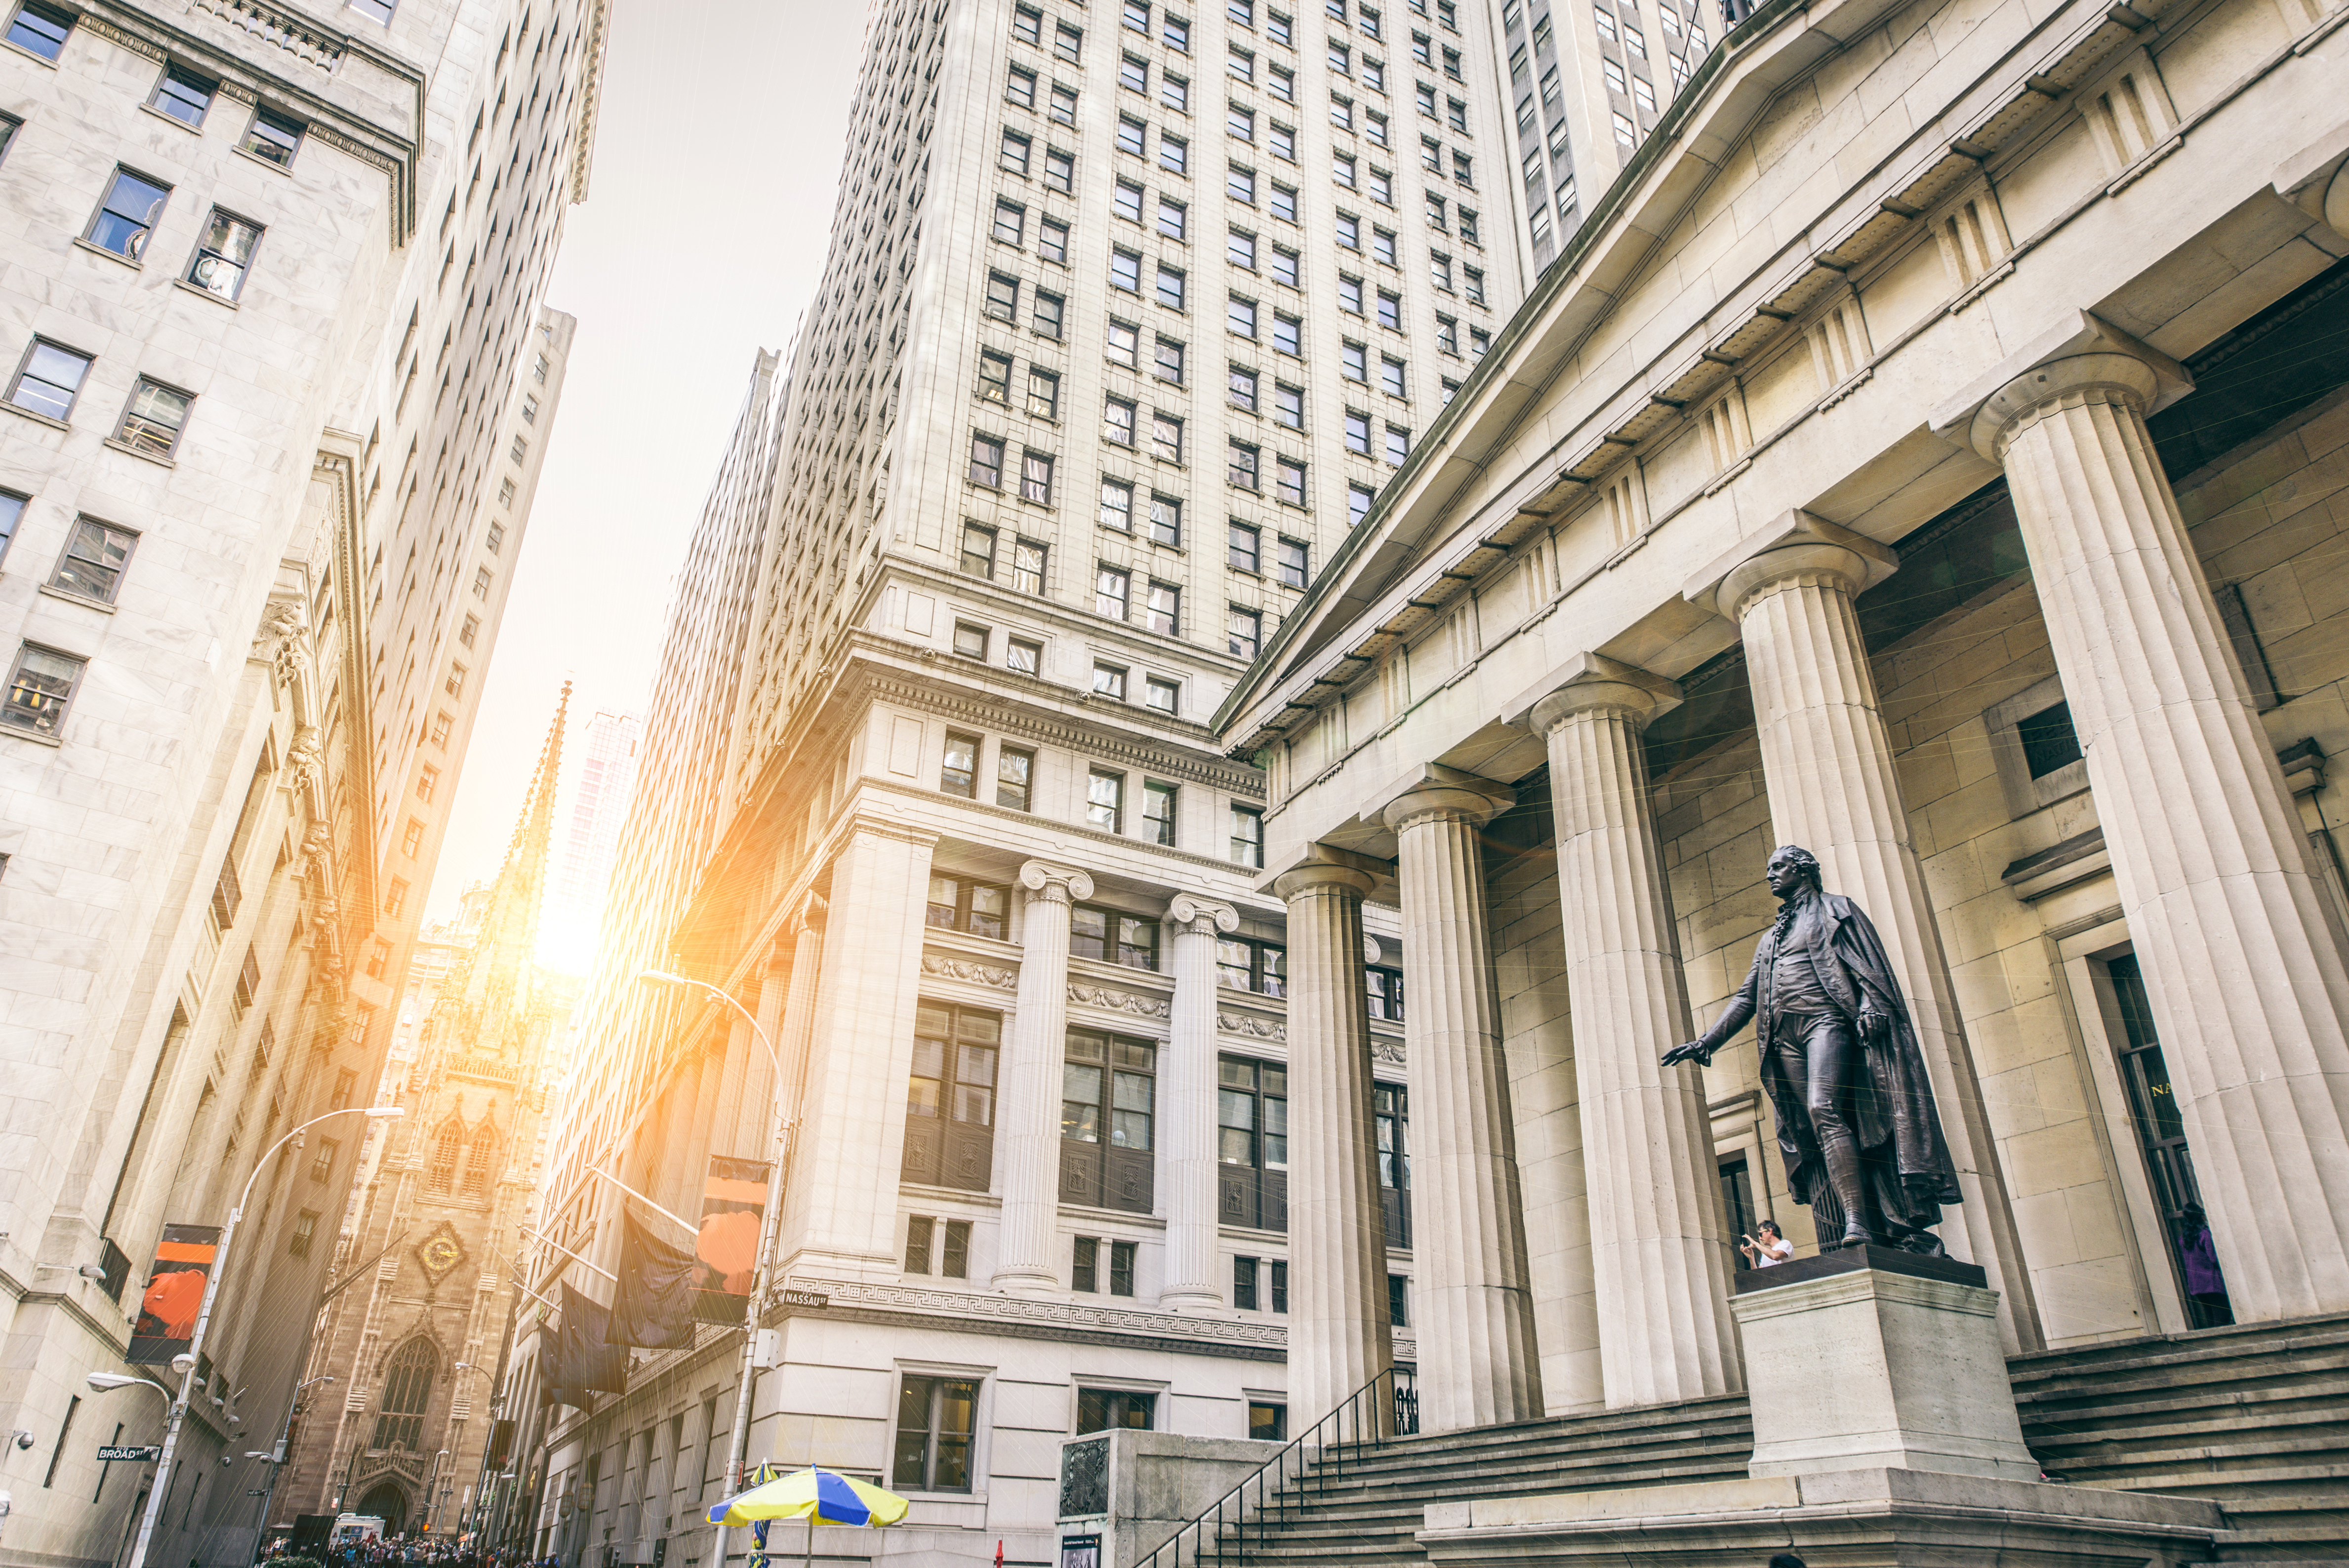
461;1125;499;1200
370;1337;436;1450
426;1119;462;1193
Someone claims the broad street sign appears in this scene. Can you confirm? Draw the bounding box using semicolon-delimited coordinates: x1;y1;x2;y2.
97;1446;162;1462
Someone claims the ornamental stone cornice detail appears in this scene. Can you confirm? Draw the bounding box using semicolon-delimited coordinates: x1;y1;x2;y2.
1069;983;1171;1020
1217;1011;1287;1043
1372;1038;1405;1065
922;951;1016;990
778;1276;1287;1348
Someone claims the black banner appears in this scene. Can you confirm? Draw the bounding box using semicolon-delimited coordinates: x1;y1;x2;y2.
614;1210;697;1349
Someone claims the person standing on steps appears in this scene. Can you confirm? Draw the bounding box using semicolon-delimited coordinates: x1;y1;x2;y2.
1739;1218;1793;1269
1666;844;1963;1255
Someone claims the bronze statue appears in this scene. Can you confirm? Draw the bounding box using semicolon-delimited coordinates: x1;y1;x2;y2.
1665;845;1962;1253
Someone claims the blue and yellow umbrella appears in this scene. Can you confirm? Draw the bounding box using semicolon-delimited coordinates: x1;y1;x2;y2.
709;1467;910;1568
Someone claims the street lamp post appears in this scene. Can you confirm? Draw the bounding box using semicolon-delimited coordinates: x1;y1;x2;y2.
84;1375;171;1568
634;971;795;1568
107;1106;405;1568
246;1374;333;1559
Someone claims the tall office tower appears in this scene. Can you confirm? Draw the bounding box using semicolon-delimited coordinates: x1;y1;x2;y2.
539;708;643;972
521;4;1529;1565
1502;0;1725;263
278;694;579;1541
0;0;602;1562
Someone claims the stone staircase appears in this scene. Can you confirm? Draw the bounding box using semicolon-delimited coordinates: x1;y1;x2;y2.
1203;1314;2349;1566
2011;1313;2349;1564
1198;1395;1753;1567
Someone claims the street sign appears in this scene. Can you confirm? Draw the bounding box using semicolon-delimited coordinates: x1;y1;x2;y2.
97;1446;162;1462
777;1289;828;1311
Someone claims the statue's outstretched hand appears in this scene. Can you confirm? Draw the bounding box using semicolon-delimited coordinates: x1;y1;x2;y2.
1662;1040;1712;1068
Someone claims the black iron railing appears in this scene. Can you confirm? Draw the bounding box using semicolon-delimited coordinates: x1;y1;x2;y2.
1134;1365;1418;1568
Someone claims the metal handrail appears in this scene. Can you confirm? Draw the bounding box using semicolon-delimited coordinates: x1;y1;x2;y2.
1135;1365;1417;1568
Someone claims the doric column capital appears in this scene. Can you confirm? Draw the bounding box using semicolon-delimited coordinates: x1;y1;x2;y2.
1683;510;1897;622
1520;652;1685;734
1375;764;1515;834
1016;860;1094;906
1165;893;1242;936
1927;310;2191;461
1271;846;1381;903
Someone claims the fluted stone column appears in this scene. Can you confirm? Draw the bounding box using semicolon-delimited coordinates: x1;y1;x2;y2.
1688;513;2042;1353
1378;772;1543;1431
993;860;1094;1294
1161;894;1240;1310
1964;349;2349;1321
1530;658;1743;1408
1275;854;1394;1431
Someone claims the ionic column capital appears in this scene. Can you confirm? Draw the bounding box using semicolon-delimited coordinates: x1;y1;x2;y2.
1165;893;1242;936
1683;510;1897;622
1375;764;1514;834
1521;652;1685;734
1017;860;1094;906
1272;847;1381;903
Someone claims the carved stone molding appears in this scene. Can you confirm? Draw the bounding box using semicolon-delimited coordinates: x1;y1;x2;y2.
922;951;1016;990
1069;983;1172;1019
782;1276;1286;1347
1217;1011;1286;1043
1372;1038;1405;1065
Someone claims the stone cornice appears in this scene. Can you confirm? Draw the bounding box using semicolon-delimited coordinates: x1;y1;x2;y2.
775;1276;1287;1361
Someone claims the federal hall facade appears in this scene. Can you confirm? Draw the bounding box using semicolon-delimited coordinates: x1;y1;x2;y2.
525;0;2349;1556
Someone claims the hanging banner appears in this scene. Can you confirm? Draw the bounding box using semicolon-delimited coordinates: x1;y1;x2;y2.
691;1157;770;1325
128;1224;221;1365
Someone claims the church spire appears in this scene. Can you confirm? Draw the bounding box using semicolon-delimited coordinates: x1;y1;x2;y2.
443;683;571;1042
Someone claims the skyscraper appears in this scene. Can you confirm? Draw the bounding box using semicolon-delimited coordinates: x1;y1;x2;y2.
522;1;1533;1562
541;709;644;972
0;0;603;1560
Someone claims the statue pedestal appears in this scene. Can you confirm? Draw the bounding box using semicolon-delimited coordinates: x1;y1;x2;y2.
1418;1253;2225;1566
1729;1245;2040;1481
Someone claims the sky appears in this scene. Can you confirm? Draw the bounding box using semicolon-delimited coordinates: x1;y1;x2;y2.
422;0;870;934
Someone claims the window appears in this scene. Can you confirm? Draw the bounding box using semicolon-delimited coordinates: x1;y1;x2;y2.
432;711;454;746
1096;564;1132;620
1094;661;1129;700
978;351;1013;405
1276;458;1307;505
1229;229;1259;270
240;107;303;168
1001;127;1032;174
1007;65;1038;107
941;731;981;796
1117;115;1148;158
1377;289;1403;328
1346;409;1373;453
1229;295;1260;339
1272;313;1301;355
1229;520;1262;573
962;522;999;578
1384;424;1411;463
903;1003;1001;1192
1267;7;1292;40
1273;382;1305;429
6;0;72;58
1040;216;1069;262
1145;676;1180;717
1270;183;1298;221
1229;43;1255;79
1436;315;1458;354
1151;411;1183;462
1235;1255;1261;1309
1073;905;1161;969
1064;1029;1158;1210
1334;153;1357;189
51;517;137;603
1219;1056;1288;1229
1388;1272;1410;1325
1231;804;1265;866
1107;320;1141;368
1013;537;1049;592
904;1216;972;1278
985;271;1020;321
1072;1245;1145;1306
1012;445;1056;504
1154;336;1186;383
1337;211;1362;250
1156;263;1187;309
1251;1399;1288;1439
1166;11;1191;47
1088;769;1126;832
1101;477;1135;531
1125;0;1150;30
955;619;992;664
1464;265;1485;304
2;644;83;737
892;1375;979;1493
1350;482;1377;525
1228;604;1262;659
1228;440;1261;491
1014;2;1044;42
1121;52;1149;91
1161;134;1189;173
403;818;424;856
1163;75;1190;113
1632;75;1657;113
309;1138;339;1183
472;567;492;600
1106;395;1137;446
1149;492;1182;545
1146;579;1180;637
992;198;1026;244
1045;146;1076;192
1230;364;1260;411
1229;104;1256;142
1366;965;1407;1023
1157;196;1187;240
1376;1083;1412;1243
1339;275;1365;315
2017;701;2083;778
370;1339;436;1451
1269;62;1295;101
113;379;191;458
150;64;215;126
0;111;17;161
1034;290;1066;338
1373;226;1398;265
417;765;439;803
1276;535;1309;587
970;433;1006;488
1111;248;1143;292
1029;363;1066;415
998;743;1036;808
85;168;170;262
1055;19;1084;61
